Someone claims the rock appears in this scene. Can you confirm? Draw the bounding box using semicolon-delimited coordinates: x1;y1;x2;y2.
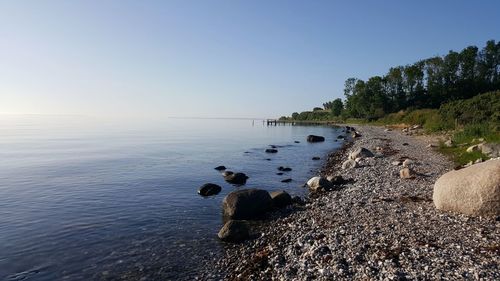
384;128;392;132
278;166;292;172
391;161;402;166
265;158;271;161
402;142;409;146
352;131;361;138
291;196;305;205
276;172;284;175
411;124;422;130
479;143;500;157
444;139;454;147
337;135;345;139
312;157;321;160
224;172;249;185
427;144;436;148
433;159;500;216
375;146;383;151
402;128;409;133
269;145;277;148
402;159;413;167
222;170;233;177
307;135;325;142
218;220;250;242
342;159;358;170
475;158;483;164
400;167;415;179
270;190;292;208
294;141;300;143
222;189;273;220
265;148;278;153
466;144;480;153
354;157;363;163
349;147;374;160
214;165;226;171
327;175;347;185
306;176;333;192
281;178;292;183
198;183;222;196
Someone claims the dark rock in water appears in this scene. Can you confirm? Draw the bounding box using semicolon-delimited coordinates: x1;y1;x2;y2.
402;142;409;146
294;141;300;143
214;165;226;171
218;220;250;242
278;166;292;172
265;148;278;153
222;171;234;177
270;190;292;208
276;172;284;175
265;158;272;161
352;131;361;138
307;135;325;142
312;157;321;160
335;139;338;142
223;172;249;185
198;183;222;196
281;178;292;183
244;151;251;154
222;189;272;220
337;135;345;139
269;145;277;148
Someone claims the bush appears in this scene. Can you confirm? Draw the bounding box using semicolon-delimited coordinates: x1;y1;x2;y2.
439;91;500;127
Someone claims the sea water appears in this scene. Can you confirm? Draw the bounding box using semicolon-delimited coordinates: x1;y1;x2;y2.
0;116;344;280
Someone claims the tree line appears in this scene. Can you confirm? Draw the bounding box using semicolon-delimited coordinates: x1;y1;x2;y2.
284;40;499;121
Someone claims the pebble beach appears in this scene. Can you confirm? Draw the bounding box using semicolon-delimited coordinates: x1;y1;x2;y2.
204;125;499;280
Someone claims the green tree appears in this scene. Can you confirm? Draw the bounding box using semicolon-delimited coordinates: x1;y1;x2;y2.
331;98;343;116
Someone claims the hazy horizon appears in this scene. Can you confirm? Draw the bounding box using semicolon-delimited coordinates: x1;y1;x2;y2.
1;0;499;120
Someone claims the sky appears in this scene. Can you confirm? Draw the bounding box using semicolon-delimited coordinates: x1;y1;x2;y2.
0;0;499;120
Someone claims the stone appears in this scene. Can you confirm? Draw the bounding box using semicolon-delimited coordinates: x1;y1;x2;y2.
433;159;500;216
307;135;325;142
342;159;358;169
466;144;480;153
306;176;333;192
400;167;415;179
352;131;361;138
294;141;300;143
281;178;292;183
349;147;374;160
270;190;292;208
222;189;273;220
337;135;345;139
278;166;292;172
312;156;321;160
479;143;500;158
218;220;250;242
384;128;392;132
276;172;284;175
391;161;402;166
444;139;453;147
265;148;278;153
427;144;436;148
327;175;347;185
214;165;226;171
198;183;222;196
223;172;249;185
402;159;413;167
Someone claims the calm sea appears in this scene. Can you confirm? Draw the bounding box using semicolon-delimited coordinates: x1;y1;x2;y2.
0;116;343;280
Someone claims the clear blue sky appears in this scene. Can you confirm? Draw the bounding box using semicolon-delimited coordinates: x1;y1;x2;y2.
1;0;499;119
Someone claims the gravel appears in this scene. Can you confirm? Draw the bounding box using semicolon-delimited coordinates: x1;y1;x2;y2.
200;126;499;280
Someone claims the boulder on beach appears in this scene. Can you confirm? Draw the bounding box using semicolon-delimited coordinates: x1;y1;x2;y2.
327;175;347;185
307;135;325;142
214;165;226;171
352;131;361;138
400;167;415;179
265;148;278;153
479;143;500;157
433;159;500;216
222;189;273;220
223;172;249;185
218;220;250;242
342;159;358;169
306;176;333;192
198;183;222;196
349;147;374;160
270;190;292;208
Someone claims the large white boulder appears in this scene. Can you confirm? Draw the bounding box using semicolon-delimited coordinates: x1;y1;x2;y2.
433;159;500;216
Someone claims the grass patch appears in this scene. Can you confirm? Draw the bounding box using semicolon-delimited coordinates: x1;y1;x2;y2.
452;123;500;144
438;143;488;166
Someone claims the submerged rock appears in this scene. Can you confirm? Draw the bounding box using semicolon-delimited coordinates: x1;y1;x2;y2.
218;220;250;242
307;135;325;142
223;172;249;185
281;178;292;183
312;156;321;160
222;189;273;220
433;159;500;216
265;148;278;153
214;165;226;171
198;183;222;196
278;166;292;172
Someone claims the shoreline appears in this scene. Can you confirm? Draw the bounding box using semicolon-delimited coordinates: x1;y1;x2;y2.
202;125;499;280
